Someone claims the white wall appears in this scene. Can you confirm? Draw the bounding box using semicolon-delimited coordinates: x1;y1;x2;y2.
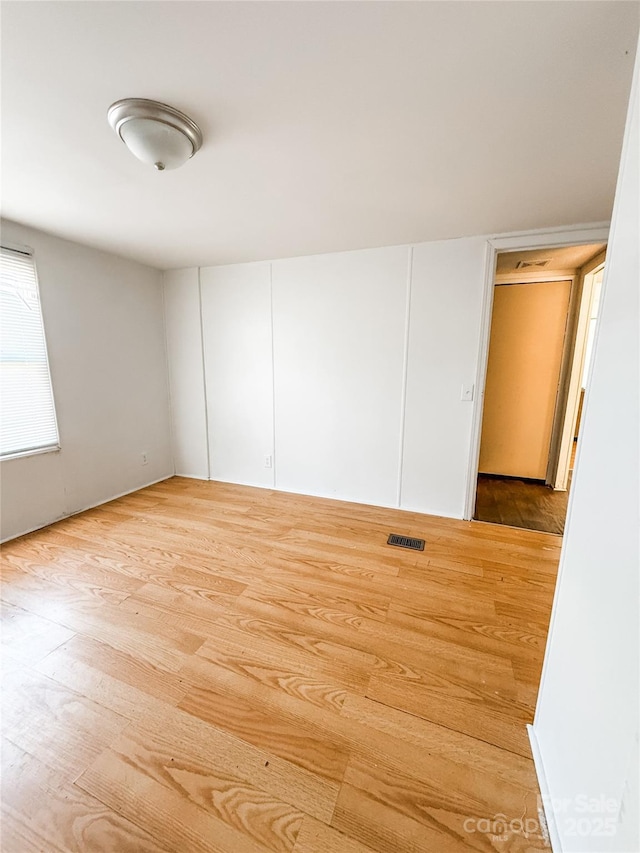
201;262;274;488
272;247;408;506
164;237;487;517
0;220;173;541
402;239;486;517
164;268;208;479
533;52;639;852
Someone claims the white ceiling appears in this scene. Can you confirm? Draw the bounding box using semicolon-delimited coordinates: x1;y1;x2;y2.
2;2;638;270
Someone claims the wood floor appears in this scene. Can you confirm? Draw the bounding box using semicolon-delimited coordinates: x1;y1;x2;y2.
0;477;561;852
474;475;571;535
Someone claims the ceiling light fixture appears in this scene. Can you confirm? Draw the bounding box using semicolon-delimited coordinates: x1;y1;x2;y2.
108;98;202;171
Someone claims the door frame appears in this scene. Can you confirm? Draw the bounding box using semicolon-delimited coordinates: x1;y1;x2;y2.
552;253;606;490
463;223;610;521
544;273;580;488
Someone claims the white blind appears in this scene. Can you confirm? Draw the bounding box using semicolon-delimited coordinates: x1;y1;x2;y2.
0;247;60;458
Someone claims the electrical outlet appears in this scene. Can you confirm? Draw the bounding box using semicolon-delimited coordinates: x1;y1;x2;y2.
264;455;273;468
141;452;148;466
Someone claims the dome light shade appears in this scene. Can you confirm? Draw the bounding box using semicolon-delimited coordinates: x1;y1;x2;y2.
108;98;202;171
118;118;194;170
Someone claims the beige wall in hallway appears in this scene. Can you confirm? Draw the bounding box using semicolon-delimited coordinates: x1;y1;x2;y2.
479;279;571;479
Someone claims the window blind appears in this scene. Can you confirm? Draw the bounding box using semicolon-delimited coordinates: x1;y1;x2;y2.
0;247;60;458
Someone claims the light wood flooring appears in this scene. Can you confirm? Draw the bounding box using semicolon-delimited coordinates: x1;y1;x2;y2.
0;477;561;852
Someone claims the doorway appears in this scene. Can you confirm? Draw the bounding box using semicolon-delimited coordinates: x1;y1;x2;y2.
473;242;606;534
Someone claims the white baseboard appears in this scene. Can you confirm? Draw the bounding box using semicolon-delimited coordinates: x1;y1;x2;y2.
173;474;463;519
1;474;173;544
173;472;211;481
528;724;563;853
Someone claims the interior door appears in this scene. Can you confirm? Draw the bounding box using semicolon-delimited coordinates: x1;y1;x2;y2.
479;279;572;480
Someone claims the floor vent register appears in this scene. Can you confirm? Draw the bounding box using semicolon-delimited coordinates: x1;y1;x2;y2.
387;533;425;551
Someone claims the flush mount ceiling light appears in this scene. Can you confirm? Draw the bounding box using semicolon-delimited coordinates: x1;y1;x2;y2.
107;98;202;171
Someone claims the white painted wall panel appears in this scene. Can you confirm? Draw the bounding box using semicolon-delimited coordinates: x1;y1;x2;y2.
163;269;208;478
272;247;408;506
0;448;66;542
0;220;173;541
401;238;487;518
534;54;639;852
200;263;274;488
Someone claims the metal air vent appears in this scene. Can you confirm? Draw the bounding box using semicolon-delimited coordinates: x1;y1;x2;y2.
515;259;551;269
387;534;425;551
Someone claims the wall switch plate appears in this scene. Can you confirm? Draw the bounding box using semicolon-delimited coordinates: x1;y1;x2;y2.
264;455;273;468
461;384;474;402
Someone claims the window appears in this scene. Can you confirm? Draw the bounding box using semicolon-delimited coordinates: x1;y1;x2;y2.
0;246;59;458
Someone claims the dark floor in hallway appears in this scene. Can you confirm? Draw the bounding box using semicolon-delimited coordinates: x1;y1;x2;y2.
474;472;571;535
